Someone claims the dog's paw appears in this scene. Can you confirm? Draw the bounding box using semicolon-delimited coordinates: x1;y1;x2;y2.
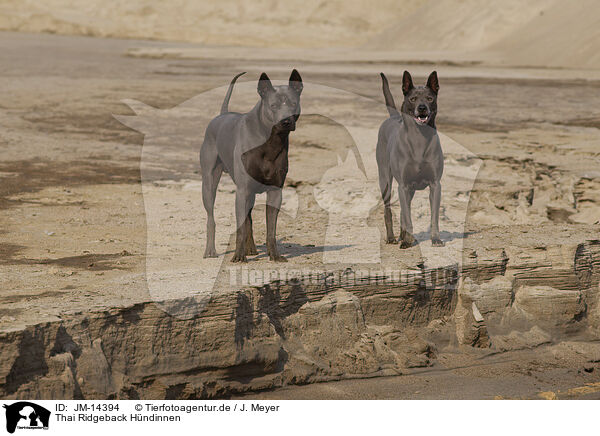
245;247;258;256
231;252;248;263
386;237;398;244
431;238;445;247
270;254;288;262
203;249;218;258
399;239;416;249
399;231;416;249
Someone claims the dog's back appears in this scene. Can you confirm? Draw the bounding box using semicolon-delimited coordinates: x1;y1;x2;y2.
375;117;400;167
203;112;244;176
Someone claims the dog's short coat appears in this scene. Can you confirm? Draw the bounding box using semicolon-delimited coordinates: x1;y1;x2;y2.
200;70;303;262
376;71;445;248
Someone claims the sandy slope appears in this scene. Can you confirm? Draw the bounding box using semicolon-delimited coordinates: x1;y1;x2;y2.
366;0;555;51
2;0;600;68
488;0;600;69
0;0;419;47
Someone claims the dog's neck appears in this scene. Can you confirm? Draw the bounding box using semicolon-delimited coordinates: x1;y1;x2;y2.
248;101;291;150
254;100;271;135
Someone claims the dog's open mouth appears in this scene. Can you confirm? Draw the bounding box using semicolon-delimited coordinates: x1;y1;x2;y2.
414;114;429;124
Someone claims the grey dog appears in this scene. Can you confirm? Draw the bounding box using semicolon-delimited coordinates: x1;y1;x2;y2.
376;71;444;248
200;70;303;262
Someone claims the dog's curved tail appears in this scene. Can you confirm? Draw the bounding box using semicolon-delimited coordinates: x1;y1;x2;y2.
220;72;246;115
380;73;400;118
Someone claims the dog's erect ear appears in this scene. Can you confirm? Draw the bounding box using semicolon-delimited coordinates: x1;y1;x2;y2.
402;71;414;95
289;69;303;94
258;73;275;98
426;71;439;94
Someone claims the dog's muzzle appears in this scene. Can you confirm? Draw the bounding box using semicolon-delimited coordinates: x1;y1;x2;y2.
414;106;430;124
279;117;296;131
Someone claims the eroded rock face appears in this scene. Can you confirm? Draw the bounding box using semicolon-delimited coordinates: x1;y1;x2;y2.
506;286;586;333
2;241;600;399
76;339;115;399
451;242;600;349
453;280;490;348
587;282;600;335
572;178;600;225
457;276;513;325
0;285;441;400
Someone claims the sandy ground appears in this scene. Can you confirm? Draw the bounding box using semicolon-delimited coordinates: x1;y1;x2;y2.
235;345;600;400
1;31;600;398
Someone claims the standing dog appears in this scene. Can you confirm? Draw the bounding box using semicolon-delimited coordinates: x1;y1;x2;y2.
376;71;444;248
200;70;303;262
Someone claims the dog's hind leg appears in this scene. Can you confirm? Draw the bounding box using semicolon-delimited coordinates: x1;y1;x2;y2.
232;189;253;263
398;184;416;249
245;200;258;256
429;181;444;246
378;168;396;244
266;189;287;262
200;138;223;258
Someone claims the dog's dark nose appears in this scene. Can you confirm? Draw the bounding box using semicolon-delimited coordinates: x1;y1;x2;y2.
280;117;295;129
418;104;428;113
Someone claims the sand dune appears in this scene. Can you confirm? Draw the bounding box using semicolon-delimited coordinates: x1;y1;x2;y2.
0;0;419;47
367;0;600;69
0;0;599;69
366;0;555;51
488;0;600;69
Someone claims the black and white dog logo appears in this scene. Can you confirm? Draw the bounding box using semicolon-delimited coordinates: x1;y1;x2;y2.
2;402;50;433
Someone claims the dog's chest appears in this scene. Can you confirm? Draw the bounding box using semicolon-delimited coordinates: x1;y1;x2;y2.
241;138;289;188
402;160;434;190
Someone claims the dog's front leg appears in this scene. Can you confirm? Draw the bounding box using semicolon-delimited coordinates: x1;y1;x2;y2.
266;189;287;262
429;181;444;246
398;185;416;249
232;189;250;262
245;207;258;255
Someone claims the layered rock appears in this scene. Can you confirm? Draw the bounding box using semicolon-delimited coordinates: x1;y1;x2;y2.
2;241;600;399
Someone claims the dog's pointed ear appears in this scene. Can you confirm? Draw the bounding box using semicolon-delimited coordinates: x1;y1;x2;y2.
289;69;303;94
402;71;414;95
258;73;274;98
426;71;439;94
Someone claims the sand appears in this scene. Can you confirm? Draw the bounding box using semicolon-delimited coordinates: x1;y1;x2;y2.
1;0;600;69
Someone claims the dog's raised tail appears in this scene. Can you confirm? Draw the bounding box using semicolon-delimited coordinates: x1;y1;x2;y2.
220;72;246;115
380;73;399;118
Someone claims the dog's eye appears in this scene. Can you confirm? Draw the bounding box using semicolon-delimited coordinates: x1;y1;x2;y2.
409;97;417;103
271;104;278;109
427;97;434;102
